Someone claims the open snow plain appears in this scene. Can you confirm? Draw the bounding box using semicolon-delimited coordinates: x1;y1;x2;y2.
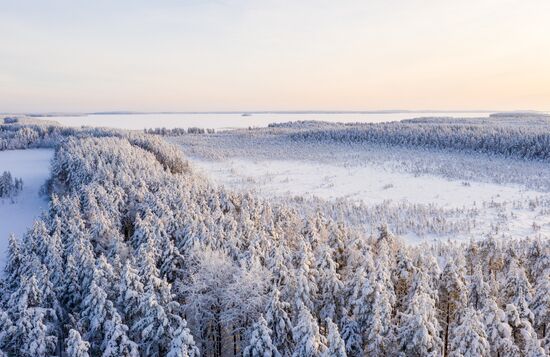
0;149;53;267
171;117;550;243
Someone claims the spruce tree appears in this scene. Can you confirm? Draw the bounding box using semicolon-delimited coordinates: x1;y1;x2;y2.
243;315;280;357
265;288;294;356
292;303;326;357
166;316;199;357
449;307;490;357
321;318;347;357
66;329;90;357
397;269;442;357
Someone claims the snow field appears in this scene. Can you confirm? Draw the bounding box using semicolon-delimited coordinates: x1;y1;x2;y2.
188;157;550;243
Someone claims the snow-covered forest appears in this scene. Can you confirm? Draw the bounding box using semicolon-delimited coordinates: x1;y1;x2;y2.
0;120;549;356
271;113;550;162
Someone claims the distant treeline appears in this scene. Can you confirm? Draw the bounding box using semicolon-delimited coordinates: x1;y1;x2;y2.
274;119;550;161
144;127;215;136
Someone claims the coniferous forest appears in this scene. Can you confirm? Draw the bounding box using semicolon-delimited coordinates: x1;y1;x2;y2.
0;123;549;357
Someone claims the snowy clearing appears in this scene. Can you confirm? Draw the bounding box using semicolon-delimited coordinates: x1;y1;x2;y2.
190;158;540;209
0;149;53;267
188;157;550;243
184;126;550;242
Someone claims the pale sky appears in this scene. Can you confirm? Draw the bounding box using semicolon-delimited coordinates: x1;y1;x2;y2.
1;0;549;112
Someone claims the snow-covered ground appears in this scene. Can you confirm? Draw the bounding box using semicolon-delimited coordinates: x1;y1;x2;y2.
34;111;492;130
0;149;53;267
192;158;541;209
186;152;550;244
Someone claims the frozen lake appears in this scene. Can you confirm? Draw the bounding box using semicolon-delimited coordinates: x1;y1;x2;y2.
0;149;53;268
35;111;493;130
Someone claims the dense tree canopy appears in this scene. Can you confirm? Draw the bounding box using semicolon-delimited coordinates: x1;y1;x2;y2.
0;123;548;356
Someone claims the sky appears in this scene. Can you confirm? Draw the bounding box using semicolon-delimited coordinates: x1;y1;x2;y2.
1;0;549;113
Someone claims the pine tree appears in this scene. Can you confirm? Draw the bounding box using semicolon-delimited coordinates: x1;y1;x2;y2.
506;303;545;356
397;269;442;357
159;233;185;282
265;288;294;356
339;311;361;357
132;287;173;356
166;316;199;357
43;223;65;290
351;254;375;332
3;234;22;292
482;299;519;357
292;303;326;357
503;260;534;323
9;274;53;355
321;318;346;357
243;315;280;357
66;329;90;357
327;222;347;272
21;308;57;357
438;260;467;357
64;253;83;312
468;267;490;310
316;244;344;325
293;240;318;312
101;302;139;357
393;248;415;314
80;277;108;348
530;268;550;341
0;309;15;353
116;260;144;326
94;255;117;300
449;307;490;357
363;252;395;356
136;240;164;293
364;281;395;356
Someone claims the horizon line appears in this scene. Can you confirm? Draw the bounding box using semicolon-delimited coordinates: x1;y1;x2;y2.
5;109;539;117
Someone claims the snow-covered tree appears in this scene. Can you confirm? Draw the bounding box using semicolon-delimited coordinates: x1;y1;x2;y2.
293;240;318;312
132;284;180;356
339;312;361;357
101;302;139;357
530;269;550;341
503;260;534;323
292;303;326;357
482;299;519;357
116;260;144;326
3;234;22;292
506;303;545;356
265;288;294;356
66;329;91;357
449;307;490;357
397;269;442;357
166;317;199;357
321;318;347;357
438;259;467;356
0;309;15;352
468;267;491;310
316;244;344;325
243;315;280;357
80;277;108;347
21;309;57;357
